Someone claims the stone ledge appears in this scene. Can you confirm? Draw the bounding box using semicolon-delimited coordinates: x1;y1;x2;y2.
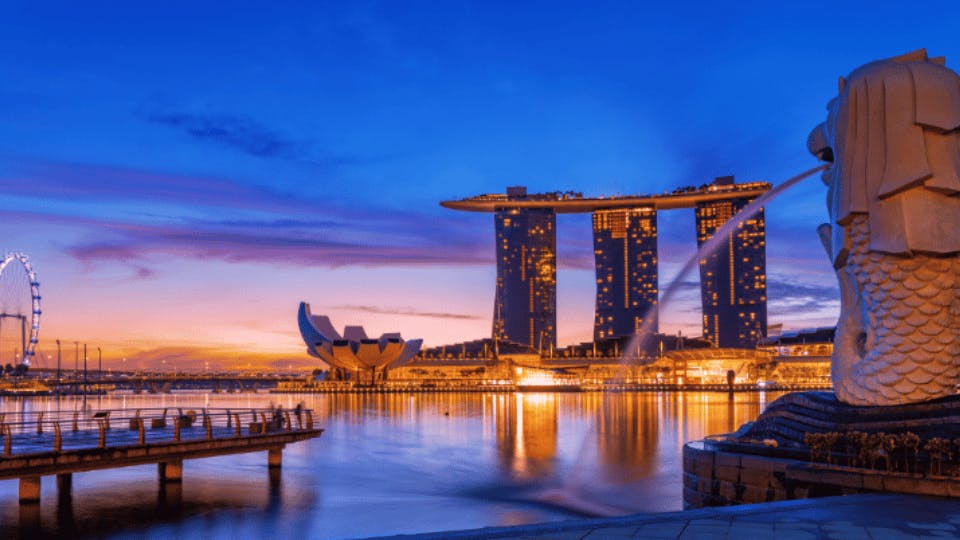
684;440;960;508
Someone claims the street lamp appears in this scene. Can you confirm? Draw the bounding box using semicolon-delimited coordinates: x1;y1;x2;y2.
57;339;60;383
97;347;102;384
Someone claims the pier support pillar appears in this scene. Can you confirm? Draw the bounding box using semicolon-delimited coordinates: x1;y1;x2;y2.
159;460;183;483
56;473;73;496
19;502;41;530
268;446;283;468
19;476;41;504
159;479;183;508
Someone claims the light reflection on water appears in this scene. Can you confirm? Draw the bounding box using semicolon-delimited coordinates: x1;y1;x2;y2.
0;391;779;539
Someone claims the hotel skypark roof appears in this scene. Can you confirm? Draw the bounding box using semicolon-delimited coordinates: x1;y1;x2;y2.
440;181;771;213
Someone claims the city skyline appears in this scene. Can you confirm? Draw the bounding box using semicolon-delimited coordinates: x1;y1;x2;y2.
3;3;959;367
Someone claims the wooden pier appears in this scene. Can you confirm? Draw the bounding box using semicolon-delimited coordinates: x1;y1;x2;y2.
0;407;322;506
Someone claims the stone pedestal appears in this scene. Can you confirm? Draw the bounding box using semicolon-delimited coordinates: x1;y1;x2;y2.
683;391;960;508
739;391;960;445
684;440;960;508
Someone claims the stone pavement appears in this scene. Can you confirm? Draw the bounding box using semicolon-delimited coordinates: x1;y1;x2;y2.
372;494;960;539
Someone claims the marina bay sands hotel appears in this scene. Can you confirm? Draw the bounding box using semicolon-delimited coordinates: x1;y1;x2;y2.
441;176;771;351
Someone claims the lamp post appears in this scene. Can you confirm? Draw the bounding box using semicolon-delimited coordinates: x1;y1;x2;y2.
56;339;61;382
97;347;102;385
74;341;79;392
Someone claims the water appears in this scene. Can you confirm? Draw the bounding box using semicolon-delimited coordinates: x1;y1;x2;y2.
0;391;779;539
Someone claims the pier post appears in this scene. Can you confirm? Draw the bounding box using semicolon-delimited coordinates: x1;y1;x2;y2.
158;460;183;483
56;473;72;496
19;476;41;504
19;502;40;530
268;446;283;468
159;480;183;508
97;420;107;448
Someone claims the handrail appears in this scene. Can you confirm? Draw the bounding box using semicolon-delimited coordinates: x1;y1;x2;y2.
0;406;316;458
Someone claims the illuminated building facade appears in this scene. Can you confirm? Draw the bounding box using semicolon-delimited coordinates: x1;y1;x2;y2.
592;208;658;340
443;178;771;351
494;187;557;351
695;177;767;348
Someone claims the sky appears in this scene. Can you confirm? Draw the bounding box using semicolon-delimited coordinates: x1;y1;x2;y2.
2;1;959;370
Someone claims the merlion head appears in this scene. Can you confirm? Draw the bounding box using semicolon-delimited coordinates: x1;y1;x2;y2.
806;49;960;407
808;48;960;266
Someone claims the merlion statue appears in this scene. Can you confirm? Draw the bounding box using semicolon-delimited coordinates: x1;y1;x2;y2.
808;49;960;406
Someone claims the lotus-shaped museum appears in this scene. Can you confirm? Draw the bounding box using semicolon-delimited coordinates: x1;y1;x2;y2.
298;302;423;382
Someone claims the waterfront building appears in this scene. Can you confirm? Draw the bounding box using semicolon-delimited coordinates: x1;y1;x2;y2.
493;187;557;351
592;208;658;340
694;177;768;348
297;302;423;383
441;178;771;350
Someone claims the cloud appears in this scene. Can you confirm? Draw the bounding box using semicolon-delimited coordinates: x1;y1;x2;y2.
767;279;838;302
333;305;483;321
133;265;156;279
0;157;497;269
100;346;317;371
766;278;839;318
56;213;491;269
145;110;308;159
0;158;315;213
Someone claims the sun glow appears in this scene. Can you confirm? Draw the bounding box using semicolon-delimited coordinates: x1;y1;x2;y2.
515;368;556;387
513;366;579;388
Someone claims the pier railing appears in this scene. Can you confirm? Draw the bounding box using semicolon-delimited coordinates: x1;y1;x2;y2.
0;407;315;457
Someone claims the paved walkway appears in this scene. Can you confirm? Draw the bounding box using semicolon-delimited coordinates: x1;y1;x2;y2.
373;494;960;539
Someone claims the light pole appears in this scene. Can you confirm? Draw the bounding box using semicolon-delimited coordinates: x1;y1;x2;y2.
56;339;61;382
97;347;102;384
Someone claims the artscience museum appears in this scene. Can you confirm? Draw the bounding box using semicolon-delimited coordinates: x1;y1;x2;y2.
297;302;423;383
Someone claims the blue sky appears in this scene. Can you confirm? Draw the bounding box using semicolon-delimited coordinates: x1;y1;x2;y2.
1;1;958;367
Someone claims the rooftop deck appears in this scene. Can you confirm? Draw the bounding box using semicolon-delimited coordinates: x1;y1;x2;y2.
440;184;771;213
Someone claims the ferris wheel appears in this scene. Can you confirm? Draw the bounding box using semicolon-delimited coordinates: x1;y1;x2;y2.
0;252;41;366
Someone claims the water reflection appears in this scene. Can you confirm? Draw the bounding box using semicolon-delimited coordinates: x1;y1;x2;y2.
596;393;658;482
495;394;558;480
0;391;780;539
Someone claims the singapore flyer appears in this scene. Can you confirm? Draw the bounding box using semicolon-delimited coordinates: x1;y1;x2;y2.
0;252;41;367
